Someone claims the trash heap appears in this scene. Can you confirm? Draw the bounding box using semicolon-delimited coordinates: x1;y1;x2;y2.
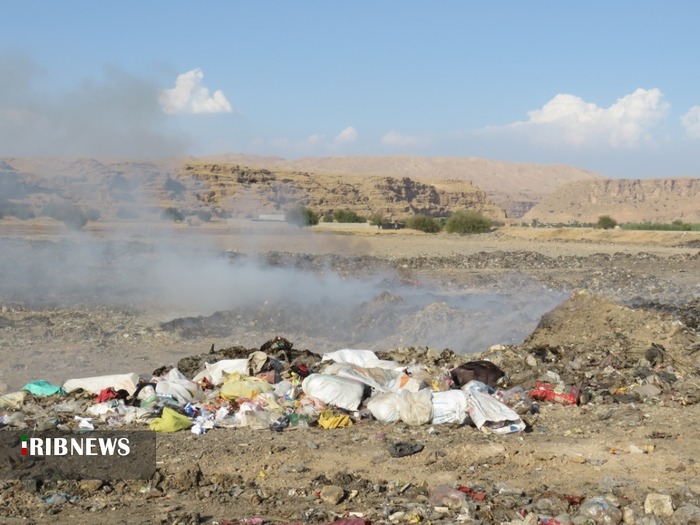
1;337;533;436
2;290;699;436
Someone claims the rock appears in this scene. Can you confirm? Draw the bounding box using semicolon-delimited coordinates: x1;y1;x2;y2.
171;464;203;490
282;464;310;473
426;348;441;362
622;505;637;523
672;504;700;524
79;480;103;492
636;384;662;399
319;485;345;505
644;493;674;517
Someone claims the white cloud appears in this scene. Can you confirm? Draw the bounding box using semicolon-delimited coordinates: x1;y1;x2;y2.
507;88;669;148
159;68;232;115
681;106;700;139
381;130;429;147
306;133;326;145
334;126;357;144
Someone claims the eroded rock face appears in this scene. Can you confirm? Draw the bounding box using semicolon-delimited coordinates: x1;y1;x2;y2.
524;177;700;224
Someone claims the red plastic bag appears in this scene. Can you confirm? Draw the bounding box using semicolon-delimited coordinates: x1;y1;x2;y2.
96;387;119;403
529;382;579;406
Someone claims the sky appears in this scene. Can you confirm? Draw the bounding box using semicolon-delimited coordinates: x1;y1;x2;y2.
1;1;699;179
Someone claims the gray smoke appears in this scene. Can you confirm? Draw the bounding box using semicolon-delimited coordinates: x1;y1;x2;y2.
0;231;566;354
0;52;189;157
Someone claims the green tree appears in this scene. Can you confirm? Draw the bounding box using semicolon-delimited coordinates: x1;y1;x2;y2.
43;202;89;229
333;209;366;223
406;214;441;233
596;215;617;229
445;211;492;234
285;206;319;227
161;207;184;222
369;213;385;227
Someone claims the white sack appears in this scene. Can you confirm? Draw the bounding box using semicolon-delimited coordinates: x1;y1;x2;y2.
322;349;398;369
431;390;469;425
367;392;401;423
63;373;140;396
302;374;365;411
192;359;249;386
398;388;433;426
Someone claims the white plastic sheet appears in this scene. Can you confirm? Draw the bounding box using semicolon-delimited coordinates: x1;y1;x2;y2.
466;390;525;434
63;373;140;396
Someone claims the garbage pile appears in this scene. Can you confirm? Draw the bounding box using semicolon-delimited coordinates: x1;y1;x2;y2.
1;337;533;436
2;289;699;437
472;290;700;407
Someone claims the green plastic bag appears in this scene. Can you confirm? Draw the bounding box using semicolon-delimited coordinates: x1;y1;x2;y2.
149;407;193;432
22;380;63;397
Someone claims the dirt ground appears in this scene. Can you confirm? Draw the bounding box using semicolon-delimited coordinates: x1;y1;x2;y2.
1;222;699;524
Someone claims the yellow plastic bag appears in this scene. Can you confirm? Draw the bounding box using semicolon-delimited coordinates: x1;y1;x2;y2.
220;373;274;401
318;409;352;429
149;407;193;432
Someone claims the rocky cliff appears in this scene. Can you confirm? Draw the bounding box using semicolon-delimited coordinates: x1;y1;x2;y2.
523;178;700;224
0;158;506;222
202;154;604;218
182;163;506;220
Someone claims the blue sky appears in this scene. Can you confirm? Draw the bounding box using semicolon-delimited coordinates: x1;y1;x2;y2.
2;1;699;179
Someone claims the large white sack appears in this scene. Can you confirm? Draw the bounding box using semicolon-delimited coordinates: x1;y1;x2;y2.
155;381;192;405
431;390;469;425
398;388;433;426
192;359;248;386
63;373;140;395
302;374;365;411
163;368;198;395
192;359;249;386
367;392;401;423
466;390;525;434
323;363;404;392
322;349;378;367
322;349;398;369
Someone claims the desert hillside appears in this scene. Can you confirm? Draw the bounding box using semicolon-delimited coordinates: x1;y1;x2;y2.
203;154;604;218
523;178;700;224
0;158;506;223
